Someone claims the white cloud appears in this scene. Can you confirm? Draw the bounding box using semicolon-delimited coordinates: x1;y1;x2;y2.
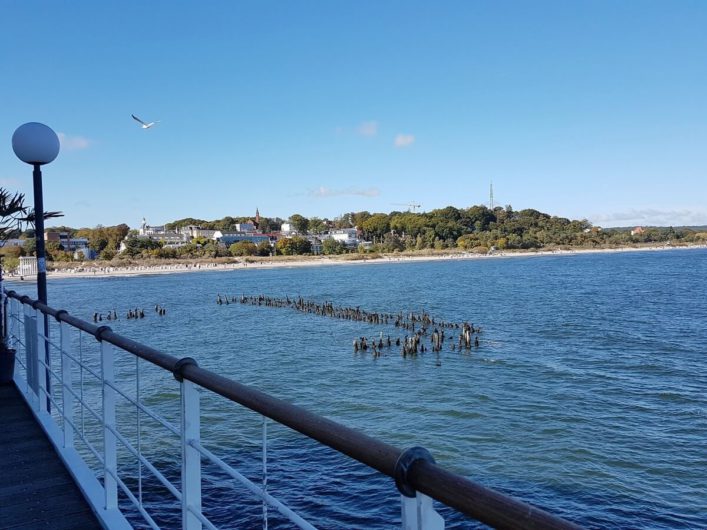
591;208;707;226
309;186;380;198
58;132;91;150
394;133;415;148
357;121;378;137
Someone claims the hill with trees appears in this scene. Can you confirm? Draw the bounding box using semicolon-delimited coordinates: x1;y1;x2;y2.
3;205;705;266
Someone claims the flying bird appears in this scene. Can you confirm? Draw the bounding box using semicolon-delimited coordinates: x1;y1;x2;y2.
131;114;159;129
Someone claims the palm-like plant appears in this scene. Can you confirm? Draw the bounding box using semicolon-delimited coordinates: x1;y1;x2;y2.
0;189;28;246
0;189;28;352
0;188;62;339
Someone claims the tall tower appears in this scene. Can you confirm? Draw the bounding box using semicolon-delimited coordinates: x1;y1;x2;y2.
254;207;260;229
489;182;494;209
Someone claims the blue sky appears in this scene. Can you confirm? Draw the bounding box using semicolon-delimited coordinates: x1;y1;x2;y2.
1;1;706;229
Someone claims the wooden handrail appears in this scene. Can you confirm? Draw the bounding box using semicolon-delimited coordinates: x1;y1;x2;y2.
5;290;583;529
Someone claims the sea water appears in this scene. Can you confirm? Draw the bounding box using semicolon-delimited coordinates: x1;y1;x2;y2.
7;249;706;528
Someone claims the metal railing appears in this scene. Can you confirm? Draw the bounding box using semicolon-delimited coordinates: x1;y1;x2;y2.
3;289;582;530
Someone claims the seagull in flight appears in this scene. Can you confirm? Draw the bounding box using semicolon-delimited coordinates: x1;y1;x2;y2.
131;114;160;129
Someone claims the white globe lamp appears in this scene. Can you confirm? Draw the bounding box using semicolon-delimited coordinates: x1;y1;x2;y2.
11;122;60;411
12;122;60;165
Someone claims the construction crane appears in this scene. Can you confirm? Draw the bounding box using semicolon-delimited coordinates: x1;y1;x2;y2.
392;202;422;212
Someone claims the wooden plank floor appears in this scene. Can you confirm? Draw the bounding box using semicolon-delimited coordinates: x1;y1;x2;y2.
0;383;102;529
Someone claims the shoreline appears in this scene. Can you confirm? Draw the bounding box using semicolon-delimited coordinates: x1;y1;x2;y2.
5;244;706;282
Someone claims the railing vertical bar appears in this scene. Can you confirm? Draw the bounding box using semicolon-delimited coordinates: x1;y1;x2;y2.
136;354;143;506
35;307;47;413
60;320;74;449
5;296;12;349
401;492;444;530
181;378;202;530
79;329;85;437
101;338;118;510
262;415;268;530
25;302;37;408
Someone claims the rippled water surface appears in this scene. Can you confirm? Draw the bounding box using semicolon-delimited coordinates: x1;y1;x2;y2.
8;249;707;528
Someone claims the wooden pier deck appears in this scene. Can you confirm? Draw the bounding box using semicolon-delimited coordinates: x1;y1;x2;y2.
0;383;102;529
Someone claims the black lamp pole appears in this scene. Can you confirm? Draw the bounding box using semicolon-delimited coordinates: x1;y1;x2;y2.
33;164;47;304
32;163;50;410
12;122;60;410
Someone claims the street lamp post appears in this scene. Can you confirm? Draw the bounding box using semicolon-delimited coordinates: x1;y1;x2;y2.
12;122;60;410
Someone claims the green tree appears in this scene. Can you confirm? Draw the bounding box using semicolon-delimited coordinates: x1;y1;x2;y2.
229;241;257;256
76;223;130;252
379;232;404;252
462;205;495;232
90;236;109;253
308;217;327;234
2;256;19;273
289;214;309;234
258;218;273;233
256;240;273;256
430;206;461;221
100;249;116;260
109;224;130;249
351;211;371;228
153;247;178;259
392;213;429;237
45;241;64;260
322;238;346;255
166;217;212;231
122;237;162;257
22;238;36;256
432;220;464;240
276;236;312;255
333;213;354;228
361;213;390;239
176;244;199;258
214;216;237;231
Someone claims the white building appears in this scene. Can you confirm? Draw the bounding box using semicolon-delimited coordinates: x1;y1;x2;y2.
327;228;361;248
213;231;270;247
280;222;294;234
178;226;218;239
138;218;167;236
120;218;189;252
44;231;89;251
234;223;255;233
19;256;37;276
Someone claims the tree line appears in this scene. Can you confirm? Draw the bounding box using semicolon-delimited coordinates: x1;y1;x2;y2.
2;205;706;265
326;206;707;253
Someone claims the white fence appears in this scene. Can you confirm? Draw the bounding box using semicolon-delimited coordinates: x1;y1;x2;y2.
3;292;449;530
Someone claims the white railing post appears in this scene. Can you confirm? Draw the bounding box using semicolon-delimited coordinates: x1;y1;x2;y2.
35;307;47;413
397;448;445;530
60;320;74;449
6;298;15;349
136;355;143;507
23;302;37;406
181;376;202;529
262;415;268;530
101;337;118;510
401;493;445;530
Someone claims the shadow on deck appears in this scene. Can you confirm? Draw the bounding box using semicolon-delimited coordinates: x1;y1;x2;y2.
0;383;102;529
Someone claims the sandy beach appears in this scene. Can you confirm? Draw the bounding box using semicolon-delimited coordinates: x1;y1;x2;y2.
3;244;703;282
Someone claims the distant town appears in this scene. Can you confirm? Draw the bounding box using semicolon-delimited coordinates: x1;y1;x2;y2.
1;205;705;276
